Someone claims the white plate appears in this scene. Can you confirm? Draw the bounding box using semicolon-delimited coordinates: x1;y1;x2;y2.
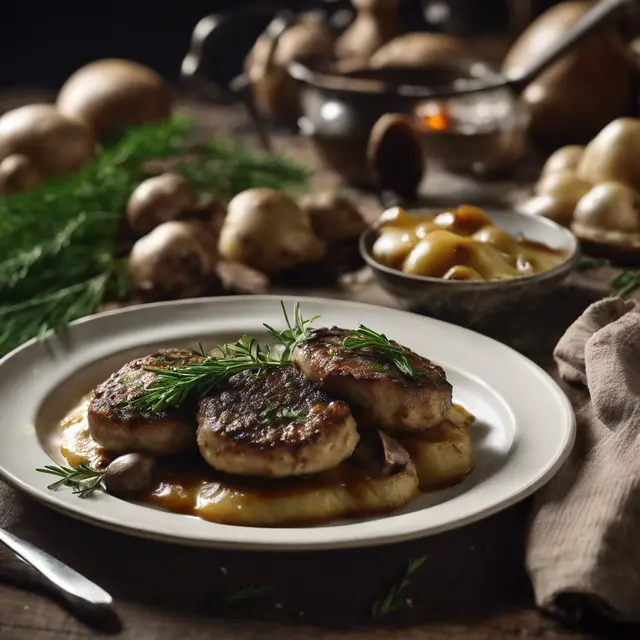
0;295;574;550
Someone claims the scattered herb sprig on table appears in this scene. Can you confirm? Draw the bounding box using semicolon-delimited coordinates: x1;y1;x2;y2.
223;584;274;605
36;463;106;498
371;556;427;621
576;257;640;297
610;269;640;296
131;302;318;413
343;325;422;379
0;116;310;357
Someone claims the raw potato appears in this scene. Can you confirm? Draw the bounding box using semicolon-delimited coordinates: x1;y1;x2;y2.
503;1;633;147
534;170;591;203
578;118;640;192
298;191;367;243
573;181;640;232
369;32;470;68
247;18;334;122
126;173;198;235
57;59;173;139
517;194;576;227
0;154;41;193
0;104;95;177
541;145;584;176
218;188;326;274
128;220;220;300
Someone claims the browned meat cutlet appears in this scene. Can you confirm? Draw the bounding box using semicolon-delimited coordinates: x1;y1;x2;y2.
292;327;452;433
197;366;358;478
87;349;201;455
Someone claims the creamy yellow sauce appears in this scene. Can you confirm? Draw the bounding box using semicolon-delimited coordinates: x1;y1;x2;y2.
59;397;474;526
373;205;567;281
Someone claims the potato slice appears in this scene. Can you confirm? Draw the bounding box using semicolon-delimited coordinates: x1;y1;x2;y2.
397;405;474;491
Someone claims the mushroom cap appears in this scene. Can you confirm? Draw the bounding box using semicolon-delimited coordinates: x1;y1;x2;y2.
573;181;640;232
0;104;94;177
126;173;199;236
128;220;219;300
219;188;326;273
57;59;173;139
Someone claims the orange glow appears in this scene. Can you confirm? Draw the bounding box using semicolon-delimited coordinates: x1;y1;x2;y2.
423;111;449;132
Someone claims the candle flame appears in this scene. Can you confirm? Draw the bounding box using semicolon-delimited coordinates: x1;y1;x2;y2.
423;111;449;132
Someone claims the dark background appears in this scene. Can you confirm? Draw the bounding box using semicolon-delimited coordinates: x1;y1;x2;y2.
0;1;559;92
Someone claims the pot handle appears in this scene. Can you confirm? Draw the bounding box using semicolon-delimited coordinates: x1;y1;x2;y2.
507;0;636;94
180;8;296;152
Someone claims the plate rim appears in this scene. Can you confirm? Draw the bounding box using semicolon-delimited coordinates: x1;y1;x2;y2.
0;294;576;550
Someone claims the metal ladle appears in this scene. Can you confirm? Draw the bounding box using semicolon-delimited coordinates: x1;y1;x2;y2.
288;0;637;101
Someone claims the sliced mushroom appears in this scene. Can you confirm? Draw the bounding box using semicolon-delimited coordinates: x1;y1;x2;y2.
351;429;411;476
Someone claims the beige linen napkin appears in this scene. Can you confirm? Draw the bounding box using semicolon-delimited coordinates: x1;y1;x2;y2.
527;296;640;622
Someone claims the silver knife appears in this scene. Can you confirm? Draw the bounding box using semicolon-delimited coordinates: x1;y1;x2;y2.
0;527;113;608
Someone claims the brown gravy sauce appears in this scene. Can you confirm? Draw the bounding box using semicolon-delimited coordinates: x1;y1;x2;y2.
59;397;472;527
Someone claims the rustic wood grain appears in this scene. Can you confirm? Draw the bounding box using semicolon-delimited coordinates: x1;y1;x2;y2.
0;94;638;640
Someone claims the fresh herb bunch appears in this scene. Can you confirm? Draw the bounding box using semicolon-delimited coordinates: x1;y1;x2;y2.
36;462;106;498
132;302;317;412
343;325;422;378
371;556;427;620
0;116;310;357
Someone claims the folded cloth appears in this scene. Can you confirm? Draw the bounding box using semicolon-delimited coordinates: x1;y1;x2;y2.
527;296;640;622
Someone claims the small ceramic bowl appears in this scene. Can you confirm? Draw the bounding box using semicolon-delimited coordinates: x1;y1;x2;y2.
359;209;580;327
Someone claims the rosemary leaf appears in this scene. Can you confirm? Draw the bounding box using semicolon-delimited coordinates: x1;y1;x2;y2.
372;556;427;621
131;302;317;412
577;257;609;271
223;584;274;605
36;462;106;498
343;325;421;379
611;270;640;296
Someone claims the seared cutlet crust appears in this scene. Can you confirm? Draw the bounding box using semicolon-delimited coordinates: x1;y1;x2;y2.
87;349;200;455
197;366;358;477
292;327;453;432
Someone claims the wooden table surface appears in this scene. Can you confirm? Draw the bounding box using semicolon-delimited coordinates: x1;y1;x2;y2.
1;96;638;640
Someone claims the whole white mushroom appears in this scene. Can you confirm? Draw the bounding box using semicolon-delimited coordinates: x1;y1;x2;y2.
128;220;219;300
218;188;326;274
573;181;640;232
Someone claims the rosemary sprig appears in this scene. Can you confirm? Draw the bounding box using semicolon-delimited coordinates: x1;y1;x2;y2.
577;257;609;271
263;301;319;361
371;556;427;621
223;584;274;605
343;325;421;378
133;336;288;412
131;302;318;412
610;269;640;296
36;463;106;498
